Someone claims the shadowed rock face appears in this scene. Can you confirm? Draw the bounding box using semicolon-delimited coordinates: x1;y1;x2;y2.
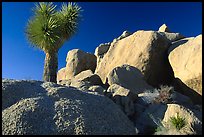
95;30;175;87
171;78;202;105
2;79;137;135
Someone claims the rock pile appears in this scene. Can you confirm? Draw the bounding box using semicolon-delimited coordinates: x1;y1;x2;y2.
2;24;202;135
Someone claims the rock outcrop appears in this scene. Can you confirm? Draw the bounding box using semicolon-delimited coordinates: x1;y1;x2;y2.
57;49;97;81
4;24;202;135
168;35;202;95
95;30;174;87
107;64;153;94
2;79;137;135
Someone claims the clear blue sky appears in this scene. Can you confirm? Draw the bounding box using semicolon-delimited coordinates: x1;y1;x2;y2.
2;2;202;81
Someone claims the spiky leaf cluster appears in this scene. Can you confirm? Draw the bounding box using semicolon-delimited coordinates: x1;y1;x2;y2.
26;2;81;53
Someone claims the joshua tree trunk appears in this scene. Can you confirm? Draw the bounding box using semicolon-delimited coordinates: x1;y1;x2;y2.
43;52;58;83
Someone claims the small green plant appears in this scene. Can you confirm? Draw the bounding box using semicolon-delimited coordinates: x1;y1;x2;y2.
169;112;186;130
148;113;166;133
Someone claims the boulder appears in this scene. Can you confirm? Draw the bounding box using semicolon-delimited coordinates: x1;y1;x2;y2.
88;85;106;95
158;24;171;32
168;35;202;95
2;79;137;135
57;67;66;83
109;84;138;101
107;64;153;94
58;79;72;86
65;49;97;79
111;86;136;117
70;80;92;91
95;30;174;87
73;70;103;86
155;104;202;135
94;43;111;57
106;84;138;117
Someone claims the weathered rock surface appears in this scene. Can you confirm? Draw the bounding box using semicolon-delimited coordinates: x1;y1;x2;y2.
158;32;185;42
64;49;97;79
73;70;103;86
94;43;111;66
2;79;45;110
111;85;137;117
2;79;137;135
107;84;138;101
94;43;111;57
168;35;202;95
70;80;92;91
95;30;174;87
107;64;153;94
158;24;185;42
57;67;66;83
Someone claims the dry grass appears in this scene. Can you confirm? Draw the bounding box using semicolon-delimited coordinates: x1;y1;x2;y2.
153;85;174;104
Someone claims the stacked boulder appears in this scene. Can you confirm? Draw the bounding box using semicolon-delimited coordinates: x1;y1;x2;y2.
95;30;175;87
56;24;202;135
57;49;97;82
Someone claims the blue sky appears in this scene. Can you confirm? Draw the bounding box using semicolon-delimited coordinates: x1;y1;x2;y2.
2;2;202;81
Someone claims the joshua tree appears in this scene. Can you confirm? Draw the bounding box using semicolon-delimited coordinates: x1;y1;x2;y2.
26;2;81;83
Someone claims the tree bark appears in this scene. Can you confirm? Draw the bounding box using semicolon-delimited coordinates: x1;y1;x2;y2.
43;52;58;83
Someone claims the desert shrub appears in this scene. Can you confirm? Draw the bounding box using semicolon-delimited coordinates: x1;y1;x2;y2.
169;112;186;130
153;85;174;104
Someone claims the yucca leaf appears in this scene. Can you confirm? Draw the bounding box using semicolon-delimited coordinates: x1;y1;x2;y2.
26;2;82;53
